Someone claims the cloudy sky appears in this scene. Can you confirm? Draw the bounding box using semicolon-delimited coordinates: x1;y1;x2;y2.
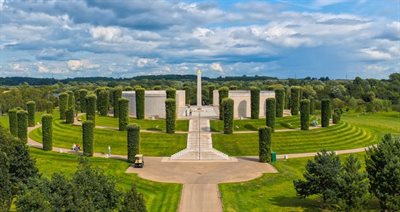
0;0;399;79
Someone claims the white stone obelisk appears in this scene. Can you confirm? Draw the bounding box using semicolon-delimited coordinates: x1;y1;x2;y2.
197;69;202;107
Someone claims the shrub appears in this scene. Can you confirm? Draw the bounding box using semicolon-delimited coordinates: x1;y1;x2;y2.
85;94;97;125
300;99;310;130
290;87;301;115
153;85;162;90
79;89;88;113
65;108;75;124
95;88;105;111
66;91;75;110
82;121;94;156
166;88;176;99
310;98;315;115
42;114;53;151
258;126;272;162
112;87;122;118
165;98;176;134
183;87;191;105
98;90;110;116
285;86;291;109
127;124;140;163
17;110;28;143
265;98;276;132
250;87;260;119
321;99;331;127
222;98;234;134
58;93;68;120
8;109;18;137
208;85;215;105
124;86;133;91
218;87;229;120
333;111;341;124
26;101;35;127
120;185;146;212
275;88;285;117
118;98;129;131
46;101;53;114
135;88;145;119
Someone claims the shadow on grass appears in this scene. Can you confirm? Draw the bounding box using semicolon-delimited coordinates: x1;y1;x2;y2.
269;195;320;211
237;156;259;162
244;124;257;131
146;128;163;131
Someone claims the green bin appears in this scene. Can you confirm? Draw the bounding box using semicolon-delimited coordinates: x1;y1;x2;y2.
271;152;276;162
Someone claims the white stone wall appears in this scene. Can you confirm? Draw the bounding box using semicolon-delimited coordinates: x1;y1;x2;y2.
259;91;275;118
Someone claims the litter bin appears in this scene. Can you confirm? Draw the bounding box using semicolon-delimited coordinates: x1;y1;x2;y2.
271;152;276;162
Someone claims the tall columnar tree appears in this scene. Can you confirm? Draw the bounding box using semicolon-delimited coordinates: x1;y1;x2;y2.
265;98;276;132
42;114;53;151
300;99;310;130
26;101;35;127
17;110;28;143
82;121;94;156
290;87;301;115
310;98;315;115
8;109;18;137
95;88;105;112
79;89;88;113
58;92;68;120
275;88;285;117
259;126;272;162
321;99;331;127
285;86;291;109
333;110;341;124
65;107;74;124
135;88;145;119
85;94;97;125
112;87;122;118
66;91;75;110
98;90;110;116
127;124;140;163
222;98;234;134
250;87;260;119
183;87;191;105
118;98;129;131
165;98;176;134
208;85;215;105
166;88;176;99
218;87;229;120
46;101;53;114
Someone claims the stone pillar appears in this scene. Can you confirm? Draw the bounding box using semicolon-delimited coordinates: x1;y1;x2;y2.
197;69;202;107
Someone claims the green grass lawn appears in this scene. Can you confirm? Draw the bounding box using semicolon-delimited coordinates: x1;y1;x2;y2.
30;148;181;212
0;112;45;129
80;114;189;132
219;153;379;211
29;119;187;156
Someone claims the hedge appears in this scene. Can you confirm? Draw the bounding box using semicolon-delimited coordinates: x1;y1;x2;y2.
265;98;276;132
310;98;315;115
300;99;310;130
166;88;176;99
26;101;36;127
259;127;272;162
127;124;140;163
59;92;69;120
8;109;18;137
250;87;260;119
17;110;28;143
285;86;291;109
275;88;285;117
98;90;110;116
112;87;122;118
290;87;301;115
333;111;341;124
65;107;74;124
208;85;215;105
86;94;97;125
42;114;53;151
135;88;145;119
183;87;191;105
82;121;94;156
46;101;53;114
79;89;88;113
321;99;331;127
118;98;129;131
222;98;234;134
218;87;229;120
66;90;75;110
165;98;176;134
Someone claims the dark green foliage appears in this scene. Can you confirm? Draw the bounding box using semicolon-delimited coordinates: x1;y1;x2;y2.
250;87;260;119
265;98;276;132
120;185;147;212
26;101;35;127
310;98;315;115
135;88;145;119
229;85;237;90
366;134;400;211
42;115;53;151
79;89;88;113
333;111;341;124
165;98;176;134
222;98;234;134
58;92;68;120
17;110;28;143
284;86;290;109
66;90;75;110
184;87;191;105
275;88;285;117
16;188;52;212
321;99;331;127
127;124;140;163
166;88;176;99
218;87;229;120
258;127;272;162
85;94;97;125
95;87;105;112
118;98;129;131
153;85;162;90
208;85;215;105
300;99;310;130
294;150;341;203
98;90;110;116
8;109;18;137
0;151;11;211
124;86;133;91
112;87;122;118
65;107;74;124
46;101;53;114
82;121;94;156
290;87;301;115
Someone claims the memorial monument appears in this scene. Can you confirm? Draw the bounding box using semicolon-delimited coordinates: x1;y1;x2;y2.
197;69;202;107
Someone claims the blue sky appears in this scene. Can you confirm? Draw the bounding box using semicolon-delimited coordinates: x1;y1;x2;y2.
0;0;399;79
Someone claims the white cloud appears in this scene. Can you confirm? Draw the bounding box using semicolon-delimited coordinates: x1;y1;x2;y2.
89;26;123;42
67;59;99;71
364;64;389;73
136;58;159;67
210;63;224;72
360;48;392;60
